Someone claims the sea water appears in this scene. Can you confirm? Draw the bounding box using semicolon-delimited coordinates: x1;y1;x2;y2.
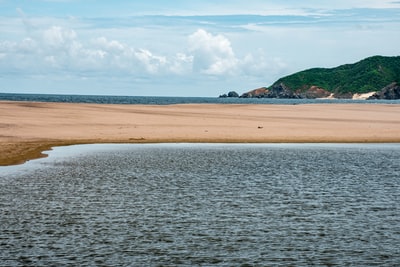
2;92;400;105
0;143;399;266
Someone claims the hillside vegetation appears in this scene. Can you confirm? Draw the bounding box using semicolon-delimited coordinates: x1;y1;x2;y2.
273;55;400;94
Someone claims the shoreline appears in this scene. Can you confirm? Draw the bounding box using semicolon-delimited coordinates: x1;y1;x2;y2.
4;139;400;167
1;101;400;166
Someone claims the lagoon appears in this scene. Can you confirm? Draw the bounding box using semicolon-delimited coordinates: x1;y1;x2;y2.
1;144;399;266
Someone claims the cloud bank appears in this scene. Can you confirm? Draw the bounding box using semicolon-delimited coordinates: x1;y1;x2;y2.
0;17;283;95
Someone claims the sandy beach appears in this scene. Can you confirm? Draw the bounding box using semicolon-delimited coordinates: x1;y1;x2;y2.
1;101;400;165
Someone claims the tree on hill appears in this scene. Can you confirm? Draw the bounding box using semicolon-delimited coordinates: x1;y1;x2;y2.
273;55;400;94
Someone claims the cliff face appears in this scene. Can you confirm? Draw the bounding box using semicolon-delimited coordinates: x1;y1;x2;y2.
240;55;400;100
240;83;301;98
241;84;352;99
367;82;400;100
300;86;332;99
240;85;298;98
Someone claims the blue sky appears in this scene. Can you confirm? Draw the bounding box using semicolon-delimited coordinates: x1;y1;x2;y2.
1;1;399;96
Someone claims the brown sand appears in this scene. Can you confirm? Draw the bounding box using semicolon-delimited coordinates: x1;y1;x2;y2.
1;101;400;166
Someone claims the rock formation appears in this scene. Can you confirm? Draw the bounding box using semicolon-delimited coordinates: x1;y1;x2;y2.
367;82;400;100
219;91;239;98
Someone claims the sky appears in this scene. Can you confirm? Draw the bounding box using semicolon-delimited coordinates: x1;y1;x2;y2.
0;1;399;96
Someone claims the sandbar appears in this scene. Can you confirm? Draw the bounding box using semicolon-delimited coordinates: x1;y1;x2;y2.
1;101;400;166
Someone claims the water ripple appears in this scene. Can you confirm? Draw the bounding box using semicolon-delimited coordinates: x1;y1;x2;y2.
1;144;399;266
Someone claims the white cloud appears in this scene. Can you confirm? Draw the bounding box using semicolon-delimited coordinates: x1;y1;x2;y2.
0;23;289;92
241;51;287;77
89;36;190;75
19;38;37;53
43;26;77;48
168;53;193;75
188;29;238;75
92;37;125;53
2;25;274;78
134;49;167;74
187;29;288;79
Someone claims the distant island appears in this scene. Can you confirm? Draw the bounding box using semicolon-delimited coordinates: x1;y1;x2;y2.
220;55;400;100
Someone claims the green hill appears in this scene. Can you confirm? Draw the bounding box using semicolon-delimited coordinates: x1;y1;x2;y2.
273;55;400;95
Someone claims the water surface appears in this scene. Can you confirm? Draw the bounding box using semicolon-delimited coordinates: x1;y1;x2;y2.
1;144;399;266
2;92;400;105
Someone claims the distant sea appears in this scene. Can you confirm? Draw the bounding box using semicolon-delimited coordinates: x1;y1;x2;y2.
1;92;400;105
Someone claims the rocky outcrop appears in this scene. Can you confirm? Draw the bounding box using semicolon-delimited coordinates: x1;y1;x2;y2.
219;91;239;98
299;86;331;98
268;83;299;98
332;92;354;99
240;84;300;98
367;82;400;100
241;83;334;99
240;87;268;98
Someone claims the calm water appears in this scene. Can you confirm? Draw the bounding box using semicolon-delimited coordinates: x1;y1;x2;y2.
2;92;400;105
1;144;399;266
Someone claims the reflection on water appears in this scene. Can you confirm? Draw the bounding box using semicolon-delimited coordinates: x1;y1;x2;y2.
1;144;399;266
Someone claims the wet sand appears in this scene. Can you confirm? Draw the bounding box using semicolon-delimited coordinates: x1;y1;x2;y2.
1;101;400;165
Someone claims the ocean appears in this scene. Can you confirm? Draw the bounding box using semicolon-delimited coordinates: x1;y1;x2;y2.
1;92;400;105
1;143;399;266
